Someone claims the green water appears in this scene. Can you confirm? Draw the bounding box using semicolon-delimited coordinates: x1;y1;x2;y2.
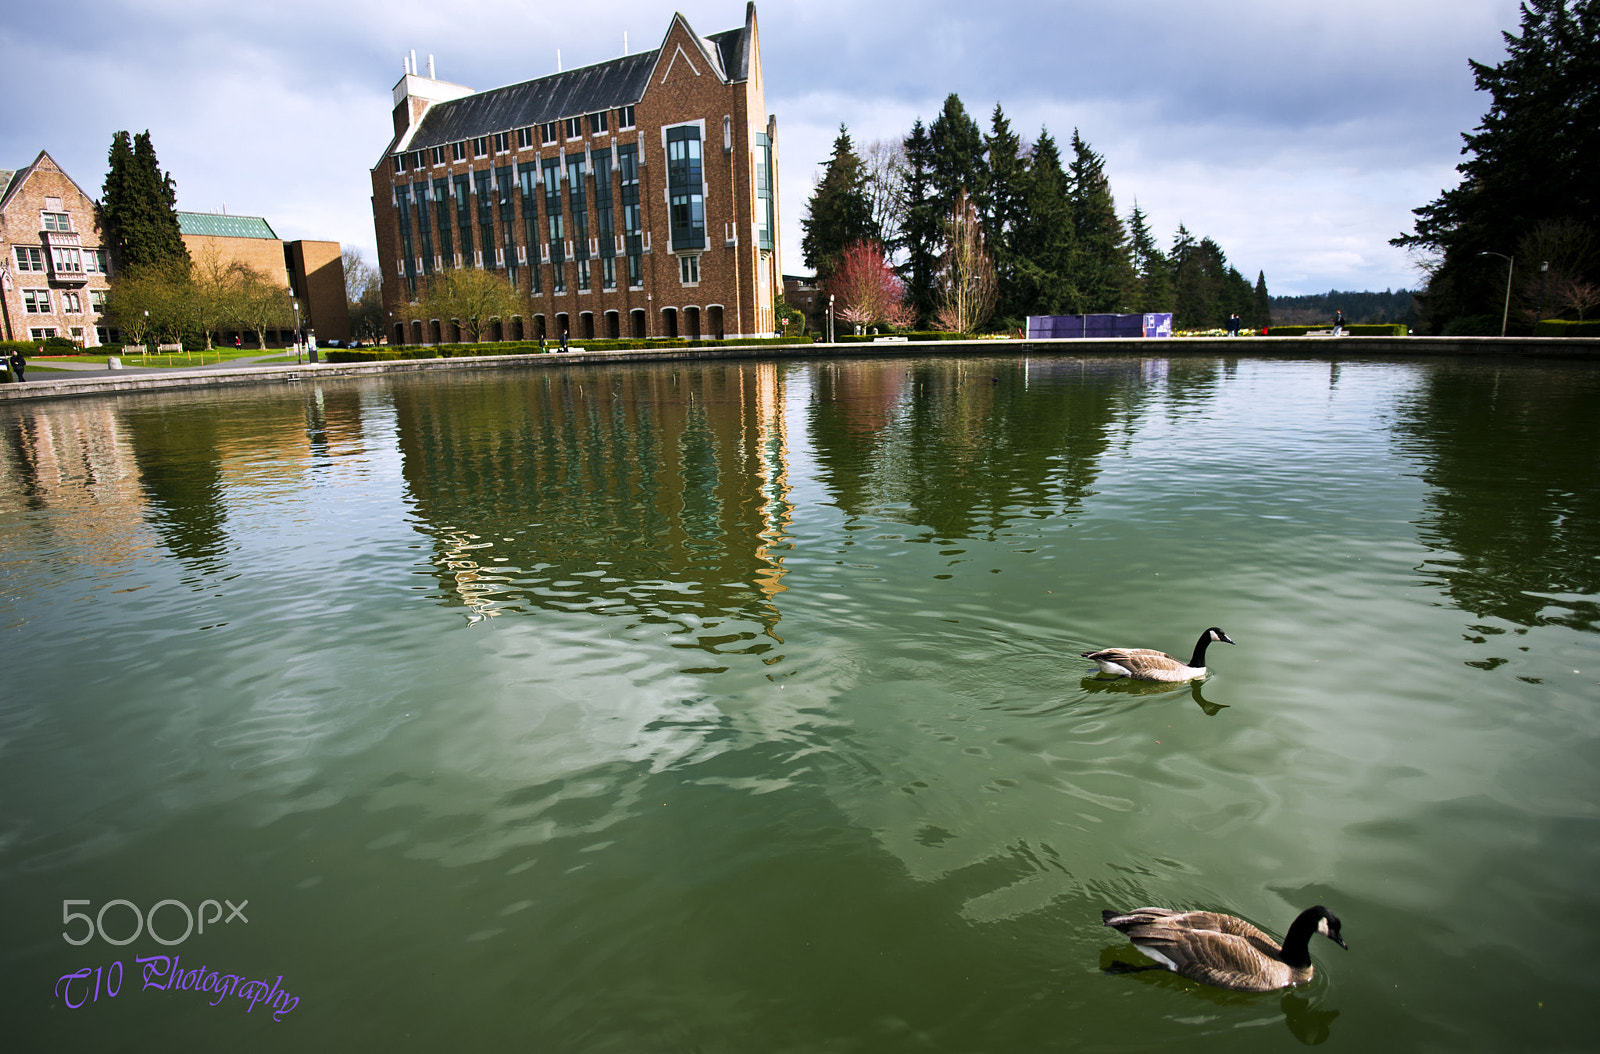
2;354;1596;1051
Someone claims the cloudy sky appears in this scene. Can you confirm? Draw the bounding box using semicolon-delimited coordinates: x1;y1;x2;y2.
3;0;1522;296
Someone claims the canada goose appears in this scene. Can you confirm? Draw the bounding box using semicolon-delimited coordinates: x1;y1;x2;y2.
1101;905;1347;992
1082;627;1235;682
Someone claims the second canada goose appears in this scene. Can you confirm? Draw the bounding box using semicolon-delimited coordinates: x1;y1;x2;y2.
1101;905;1347;992
1082;627;1235;681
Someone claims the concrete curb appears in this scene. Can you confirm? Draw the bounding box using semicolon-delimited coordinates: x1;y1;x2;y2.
2;335;1595;404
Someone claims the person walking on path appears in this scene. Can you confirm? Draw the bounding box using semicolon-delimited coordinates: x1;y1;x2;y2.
560;327;569;352
1333;308;1345;336
10;347;28;382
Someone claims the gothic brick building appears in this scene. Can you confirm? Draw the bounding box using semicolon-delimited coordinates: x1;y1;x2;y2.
371;3;780;345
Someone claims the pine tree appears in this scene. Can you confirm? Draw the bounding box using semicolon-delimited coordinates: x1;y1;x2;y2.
100;130;190;274
1126;203;1172;312
1252;270;1272;329
984;105;1027;325
800;125;878;282
928;94;986;223
1393;0;1600;333
901;119;940;325
1066;130;1137;313
1012;130;1075;315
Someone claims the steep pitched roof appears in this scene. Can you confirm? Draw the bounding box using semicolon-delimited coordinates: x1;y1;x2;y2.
0;151;99;216
397;7;754;155
177;211;278;240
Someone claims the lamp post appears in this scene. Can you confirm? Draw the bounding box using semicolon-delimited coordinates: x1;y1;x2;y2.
1535;260;1550;330
828;294;835;344
1480;251;1513;337
292;300;302;364
646;293;652;338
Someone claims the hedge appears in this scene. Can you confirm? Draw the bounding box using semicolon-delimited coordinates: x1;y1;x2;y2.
1533;319;1600;337
325;334;816;363
1267;324;1409;336
0;336;84;356
835;331;977;343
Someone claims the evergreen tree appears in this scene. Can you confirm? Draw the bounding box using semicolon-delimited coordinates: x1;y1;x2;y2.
1066;130;1137;312
1012;130;1075;315
928;94;986;222
1252;270;1272;329
984;105;1027;325
800;125;878;282
1393;0;1600;333
100;130;189;274
901;119;940;325
1126;203;1172;312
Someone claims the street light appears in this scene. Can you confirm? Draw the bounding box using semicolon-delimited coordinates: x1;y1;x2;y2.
828;294;835;344
1480;251;1513;337
1535;260;1550;330
292;300;302;364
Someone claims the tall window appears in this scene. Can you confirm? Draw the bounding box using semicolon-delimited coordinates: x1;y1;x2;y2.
619;106;636;129
679;255;699;285
540;122;558;145
566;155;588;268
496;165;516;283
475;170;495;266
473;137;488;157
593;148;615;259
416;180;435;274
51;247;83;273
62;291;83;314
589;111;608;135
454;173;473;258
666;127;705;252
432;146;446;166
755;131;776;252
452;141;467;162
619;143;642;286
434;177;453;263
24;289;51;313
494;132;510;153
565;116;583;139
516;127;533;149
543;158;565;292
519;165;542;294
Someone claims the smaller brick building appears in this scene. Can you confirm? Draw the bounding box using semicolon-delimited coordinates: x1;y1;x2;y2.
0;151;113;347
178;212;351;344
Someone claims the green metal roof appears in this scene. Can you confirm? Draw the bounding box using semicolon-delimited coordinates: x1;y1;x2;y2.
177;211;278;239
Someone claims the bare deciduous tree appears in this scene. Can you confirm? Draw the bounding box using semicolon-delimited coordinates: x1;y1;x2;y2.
861;138;907;256
407;268;522;342
934;189;997;333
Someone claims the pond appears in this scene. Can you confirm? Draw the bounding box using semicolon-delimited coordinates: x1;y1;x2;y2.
2;353;1596;1051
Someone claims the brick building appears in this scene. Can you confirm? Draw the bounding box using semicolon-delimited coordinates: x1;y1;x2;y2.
372;3;780;345
178;212;351;344
0;151;113;347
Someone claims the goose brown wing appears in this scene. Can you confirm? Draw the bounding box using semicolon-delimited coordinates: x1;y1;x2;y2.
1130;922;1293;992
1089;648;1186;674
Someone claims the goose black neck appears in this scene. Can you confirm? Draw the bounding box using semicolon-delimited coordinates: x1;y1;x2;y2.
1188;632;1216;669
1279;908;1323;968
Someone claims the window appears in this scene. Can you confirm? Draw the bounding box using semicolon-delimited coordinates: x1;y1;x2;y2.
42;212;71;232
432;146;446;166
494;132;510;153
589;111;608;135
473;137;488;157
452;141;467;162
70;327;84;341
619;106;635;129
541;122;558;145
576;258;590;292
679;255;699;285
91;290;107;313
475;170;495;267
62;291;83;314
565;116;582;139
392;154;405;172
410;151;424;170
24;289;51;313
755;131;775;251
602;256;617;290
667;127;705;252
29;327;57;340
516;127;533;149
566;155;588;262
14;246;43;272
52;247;83;273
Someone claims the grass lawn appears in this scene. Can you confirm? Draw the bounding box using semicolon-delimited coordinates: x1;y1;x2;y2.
26;347;306;370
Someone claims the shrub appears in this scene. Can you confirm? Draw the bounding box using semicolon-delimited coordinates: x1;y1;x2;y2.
325;334;815;362
1267;324;1408;336
1533;318;1600;337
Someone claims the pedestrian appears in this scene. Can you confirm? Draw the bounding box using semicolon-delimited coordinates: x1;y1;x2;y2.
10;347;28;382
1333;308;1345;336
234;334;242;350
560;327;569;352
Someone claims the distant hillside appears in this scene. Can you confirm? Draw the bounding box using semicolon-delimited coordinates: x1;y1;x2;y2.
1269;289;1418;327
